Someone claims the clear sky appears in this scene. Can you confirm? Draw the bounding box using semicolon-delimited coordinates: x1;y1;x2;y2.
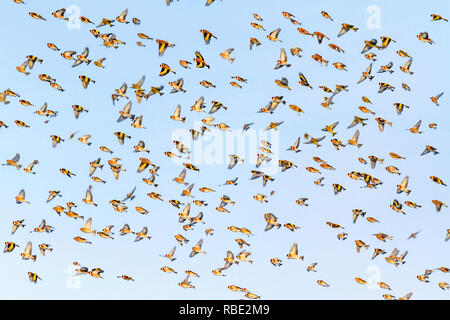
0;0;449;300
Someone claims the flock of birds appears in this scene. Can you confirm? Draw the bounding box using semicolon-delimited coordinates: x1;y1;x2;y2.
1;0;449;300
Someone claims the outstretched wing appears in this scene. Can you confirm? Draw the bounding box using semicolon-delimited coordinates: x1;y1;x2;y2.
84;217;92;230
337;25;349;37
289;243;298;255
413;120;422;130
400;176;409;188
25;241;32;255
119;8;128;20
173;105;181;117
280;48;287;62
404;59;412;70
12;153;20;162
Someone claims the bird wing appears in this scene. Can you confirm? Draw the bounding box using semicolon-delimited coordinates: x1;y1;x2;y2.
400;176;409;188
25;241;32;255
119;8;128;20
195;239;203;248
182;203;191;216
12;153;20;162
337;26;349;37
280;48;287;62
119;83;127;94
404;59;412;69
84;217;92;230
174;105;181;117
352;130;360;141
347;119;358;129
135;75;145;88
178;168;187;180
228;157;238;169
86;188;93;202
413;120;422;130
123;101;132;113
290;243;298;255
38;219;46;229
270;28;281;38
80;47;89;57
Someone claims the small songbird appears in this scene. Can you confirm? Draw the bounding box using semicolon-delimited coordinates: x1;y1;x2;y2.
333;62;347;71
21;241;36;261
417;31;435;44
378;62;394;74
251;22;265;31
82;186;97;206
190;239;206;257
298;72;313;89
249;37;261;50
399;59;414;75
267;28;282;42
15;189;30;204
286;243;303;260
3;153;22;170
94;57;106;68
200;29;217;44
73;48;91;67
97;18;115;27
116;9;130;24
321;11;333;21
430;176;447;186
29;12;46;21
313;31;329;44
361;39;379;54
430;92;444;106
347;130;362;148
28;272;42;283
220;48;235;63
338;23;358;37
79;75;95;89
317;280;329;287
274;48;291;69
421;145;439;156
357;63;374;83
134;227;151;241
264;121;284;131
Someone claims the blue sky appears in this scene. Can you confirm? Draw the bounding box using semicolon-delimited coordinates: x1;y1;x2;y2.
0;0;449;299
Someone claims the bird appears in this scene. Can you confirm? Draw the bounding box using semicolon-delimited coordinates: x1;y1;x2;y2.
274;48;291;69
267;28;282;42
430;92;444;106
357;63;374;83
